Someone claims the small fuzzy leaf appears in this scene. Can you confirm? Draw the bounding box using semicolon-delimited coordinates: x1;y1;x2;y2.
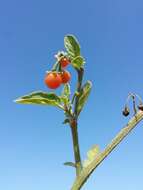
62;83;70;98
64;35;80;59
64;162;76;168
62;118;70;124
72;56;85;69
87;145;100;160
15;91;63;108
83;145;100;168
77;81;92;115
61;84;71;106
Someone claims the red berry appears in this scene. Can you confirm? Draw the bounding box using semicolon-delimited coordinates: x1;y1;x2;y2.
61;71;71;84
44;72;62;89
59;57;70;68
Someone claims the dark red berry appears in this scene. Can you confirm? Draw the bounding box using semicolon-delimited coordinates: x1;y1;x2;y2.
138;103;143;111
122;106;130;117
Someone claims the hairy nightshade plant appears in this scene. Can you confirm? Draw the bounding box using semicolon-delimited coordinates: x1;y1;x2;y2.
15;35;143;190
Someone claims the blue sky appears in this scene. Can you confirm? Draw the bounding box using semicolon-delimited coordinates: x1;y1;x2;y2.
0;0;143;189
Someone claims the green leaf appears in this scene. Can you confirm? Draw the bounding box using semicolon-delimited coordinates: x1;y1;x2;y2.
61;84;71;105
64;162;76;168
15;91;63;109
62;118;70;124
87;145;100;160
76;81;92;115
72;56;85;69
62;83;70;98
64;35;80;59
83;145;100;168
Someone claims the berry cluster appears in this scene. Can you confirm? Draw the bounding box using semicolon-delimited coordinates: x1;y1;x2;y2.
44;52;71;89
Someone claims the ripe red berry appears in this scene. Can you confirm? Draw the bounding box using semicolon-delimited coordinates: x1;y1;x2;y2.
61;70;71;84
59;57;70;68
44;72;62;89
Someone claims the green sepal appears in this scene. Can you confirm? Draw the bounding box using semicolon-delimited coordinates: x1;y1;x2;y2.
15;91;63;109
64;35;80;60
76;81;92;115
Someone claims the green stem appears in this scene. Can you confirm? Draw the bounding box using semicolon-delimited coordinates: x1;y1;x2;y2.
68;68;84;177
74;68;84;118
70;119;82;176
132;94;137;114
71;111;143;190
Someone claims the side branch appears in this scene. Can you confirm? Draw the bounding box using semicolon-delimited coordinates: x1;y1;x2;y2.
71;111;143;190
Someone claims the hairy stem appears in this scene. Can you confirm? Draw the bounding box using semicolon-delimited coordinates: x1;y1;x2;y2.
71;111;143;190
74;68;84;118
70;120;82;176
69;68;84;176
